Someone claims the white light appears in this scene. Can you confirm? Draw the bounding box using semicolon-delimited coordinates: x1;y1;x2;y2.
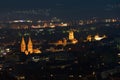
118;62;120;64
118;53;120;56
69;75;74;77
79;75;82;77
50;74;53;77
3;52;7;55
6;48;10;52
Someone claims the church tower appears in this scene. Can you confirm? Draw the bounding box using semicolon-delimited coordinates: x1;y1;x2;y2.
69;31;74;40
20;36;41;55
21;37;26;52
27;37;33;54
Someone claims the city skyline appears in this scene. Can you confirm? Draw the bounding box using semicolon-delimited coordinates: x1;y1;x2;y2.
0;0;120;80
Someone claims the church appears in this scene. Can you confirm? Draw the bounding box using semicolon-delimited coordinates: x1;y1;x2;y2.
21;36;41;55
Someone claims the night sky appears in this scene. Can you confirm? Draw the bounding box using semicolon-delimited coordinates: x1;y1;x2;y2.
0;0;120;19
0;0;118;9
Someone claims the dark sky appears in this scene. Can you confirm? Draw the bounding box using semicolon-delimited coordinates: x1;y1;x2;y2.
0;0;119;19
0;0;119;9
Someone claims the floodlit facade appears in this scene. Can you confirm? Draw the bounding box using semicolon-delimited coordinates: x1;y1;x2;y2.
21;36;41;55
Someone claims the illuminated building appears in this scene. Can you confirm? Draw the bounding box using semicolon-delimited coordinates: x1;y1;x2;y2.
27;37;33;54
68;31;78;44
49;39;67;46
79;20;84;25
31;25;41;28
10;24;29;29
57;40;63;45
59;22;68;27
63;38;67;46
49;30;78;46
86;34;106;42
87;35;92;42
20;36;41;55
94;34;106;41
49;23;55;28
43;23;48;27
69;31;74;40
21;37;26;52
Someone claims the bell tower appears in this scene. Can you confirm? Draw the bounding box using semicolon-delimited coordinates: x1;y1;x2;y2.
69;31;74;40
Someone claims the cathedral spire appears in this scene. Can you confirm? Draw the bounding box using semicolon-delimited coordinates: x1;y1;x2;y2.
27;37;33;54
21;36;26;52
